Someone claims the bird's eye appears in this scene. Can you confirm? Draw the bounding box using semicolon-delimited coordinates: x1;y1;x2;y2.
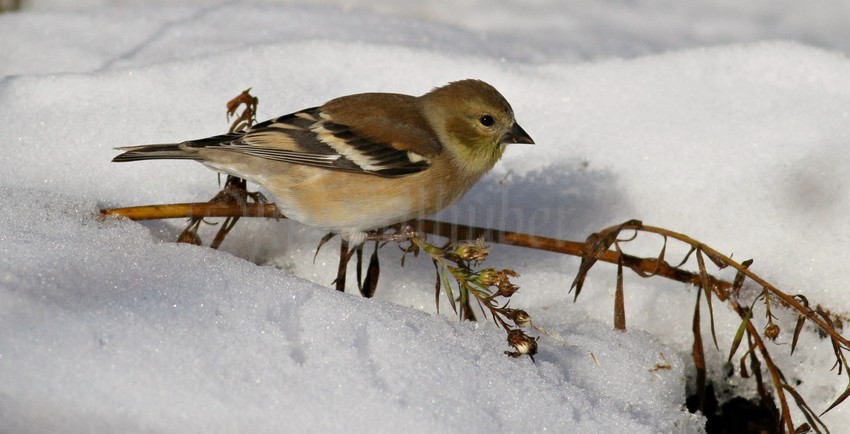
479;115;495;127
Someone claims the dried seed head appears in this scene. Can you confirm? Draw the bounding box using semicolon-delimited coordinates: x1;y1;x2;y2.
478;268;501;286
505;308;532;328
479;268;520;298
764;323;780;341
454;239;489;263
505;329;538;358
496;281;519;298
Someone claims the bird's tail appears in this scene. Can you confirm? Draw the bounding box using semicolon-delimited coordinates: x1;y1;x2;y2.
111;143;200;163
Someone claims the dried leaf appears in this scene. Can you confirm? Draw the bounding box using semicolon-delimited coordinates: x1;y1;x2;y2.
696;248;720;350
570;221;639;300
739;352;750;378
658;235;667;264
795;423;812;433
226;88;258;133
820;383;850;417
460;294;477;322
459;282;474;321
728;307;754;362
617;228;639;243
360;243;380;298
569;234;606;299
619;219;643;229
633;235;667;278
817;310;845;375
820;384;850;416
795;294;811;308
313;232;336;263
675;246;696;268
177;224;203;245
432;260;441;314
569;259;592;301
692;290;707;412
443;267;457;315
732;259;753;296
704;249;728;269
782;384;829;434
792;314;807;355
648;352;672;372
614;252;626;331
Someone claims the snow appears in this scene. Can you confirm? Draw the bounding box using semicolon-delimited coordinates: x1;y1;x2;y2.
2;1;850;432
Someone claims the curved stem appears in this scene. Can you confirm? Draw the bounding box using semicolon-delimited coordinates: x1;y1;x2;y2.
638;224;850;349
728;297;795;433
100;203;848;348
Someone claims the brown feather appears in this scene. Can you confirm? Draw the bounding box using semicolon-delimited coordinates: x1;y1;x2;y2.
321;93;442;157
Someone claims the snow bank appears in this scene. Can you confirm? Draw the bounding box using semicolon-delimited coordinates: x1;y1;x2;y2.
0;186;699;432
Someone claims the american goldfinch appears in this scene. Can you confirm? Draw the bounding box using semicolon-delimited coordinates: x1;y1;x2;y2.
113;79;534;244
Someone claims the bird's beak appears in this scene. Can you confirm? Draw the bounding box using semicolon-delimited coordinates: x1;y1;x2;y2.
503;122;535;145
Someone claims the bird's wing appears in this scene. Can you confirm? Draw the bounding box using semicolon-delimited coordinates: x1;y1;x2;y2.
187;94;441;178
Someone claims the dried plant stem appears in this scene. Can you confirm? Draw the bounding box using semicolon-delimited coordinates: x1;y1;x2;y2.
209;216;239;249
637;224;850;349
98;203;849;347
101;202;283;220
100;202;731;293
419;220;734;296
727;296;795;433
170;88;261;249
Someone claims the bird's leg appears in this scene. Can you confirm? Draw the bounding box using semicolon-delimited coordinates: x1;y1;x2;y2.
332;238;357;292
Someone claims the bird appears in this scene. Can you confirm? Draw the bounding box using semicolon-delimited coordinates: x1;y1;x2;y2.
113;79;534;244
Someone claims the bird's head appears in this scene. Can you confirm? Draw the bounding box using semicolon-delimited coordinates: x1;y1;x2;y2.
420;79;534;174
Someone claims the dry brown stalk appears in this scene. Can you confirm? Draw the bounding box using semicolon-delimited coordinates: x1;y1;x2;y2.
636;223;849;349
727;296;795;433
101;202;283;220
170;89;261;248
99;202;729;294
